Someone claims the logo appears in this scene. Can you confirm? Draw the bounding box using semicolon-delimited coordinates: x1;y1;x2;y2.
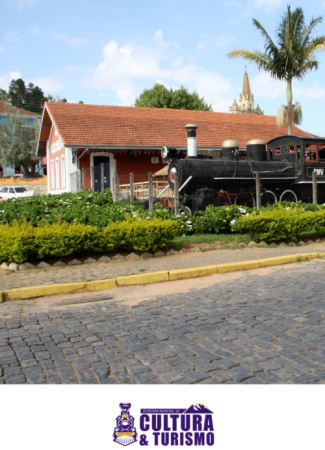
113;403;138;447
314;169;324;176
140;403;214;446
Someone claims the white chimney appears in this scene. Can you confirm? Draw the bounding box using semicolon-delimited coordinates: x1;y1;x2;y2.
185;123;198;158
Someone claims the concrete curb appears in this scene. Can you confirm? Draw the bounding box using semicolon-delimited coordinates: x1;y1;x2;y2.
0;252;324;302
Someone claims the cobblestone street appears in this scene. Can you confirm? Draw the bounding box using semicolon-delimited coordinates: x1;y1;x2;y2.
1;259;325;385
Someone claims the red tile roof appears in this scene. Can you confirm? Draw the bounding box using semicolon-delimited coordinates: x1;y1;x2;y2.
0;100;39;116
43;102;313;149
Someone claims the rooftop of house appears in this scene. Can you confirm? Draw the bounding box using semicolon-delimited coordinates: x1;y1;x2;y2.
37;101;313;155
0;100;39;117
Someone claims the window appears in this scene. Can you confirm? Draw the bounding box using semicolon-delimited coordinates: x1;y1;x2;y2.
51;160;55;191
55;158;60;190
319;144;325;163
9;188;14;194
15;187;27;193
269;149;273;160
305;143;317;162
297;145;301;160
3;188;8;193
289;145;295;153
61;155;66;189
275;147;281;155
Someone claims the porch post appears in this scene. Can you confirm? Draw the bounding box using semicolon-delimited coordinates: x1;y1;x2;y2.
100;163;104;193
130;173;134;204
148;172;153;211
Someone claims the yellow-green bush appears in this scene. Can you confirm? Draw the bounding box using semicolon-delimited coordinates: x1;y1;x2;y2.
0;219;181;263
231;206;325;242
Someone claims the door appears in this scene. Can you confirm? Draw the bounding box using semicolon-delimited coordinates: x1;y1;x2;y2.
93;156;110;192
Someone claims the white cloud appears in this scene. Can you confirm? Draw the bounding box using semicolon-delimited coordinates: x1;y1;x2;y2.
224;1;243;6
52;33;88;48
30;26;39;35
196;34;236;51
250;72;325;103
251;72;285;100
27;77;65;94
0;44;5;53
5;31;20;42
0;71;22;90
9;0;40;9
251;0;286;11
82;37;173;105
82;30;238;110
294;82;325;101
0;71;64;94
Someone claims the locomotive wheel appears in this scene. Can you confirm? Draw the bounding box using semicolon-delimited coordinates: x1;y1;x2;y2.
180;205;192;215
279;190;298;203
234;195;256;208
261;190;277;206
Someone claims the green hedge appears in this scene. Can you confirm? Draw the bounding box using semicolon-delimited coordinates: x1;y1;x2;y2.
231;206;325;242
0;220;181;264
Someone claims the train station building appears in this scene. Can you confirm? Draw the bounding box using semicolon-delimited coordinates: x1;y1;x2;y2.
36;101;311;195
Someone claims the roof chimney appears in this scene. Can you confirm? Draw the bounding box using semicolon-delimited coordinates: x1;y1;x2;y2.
185;123;198;158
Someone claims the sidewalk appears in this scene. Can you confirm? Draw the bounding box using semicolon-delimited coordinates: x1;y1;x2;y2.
1;241;325;292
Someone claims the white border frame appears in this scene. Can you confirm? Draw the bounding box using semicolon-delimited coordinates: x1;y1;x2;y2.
90;152;115;191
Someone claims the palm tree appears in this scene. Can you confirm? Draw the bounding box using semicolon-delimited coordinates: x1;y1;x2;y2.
228;6;325;135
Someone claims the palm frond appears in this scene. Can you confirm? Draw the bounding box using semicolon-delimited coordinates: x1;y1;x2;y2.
276;105;287;127
276;103;302;129
293;102;303;125
252;19;277;54
300;16;323;48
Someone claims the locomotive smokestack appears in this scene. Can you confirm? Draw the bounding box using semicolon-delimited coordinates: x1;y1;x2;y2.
185;123;198;158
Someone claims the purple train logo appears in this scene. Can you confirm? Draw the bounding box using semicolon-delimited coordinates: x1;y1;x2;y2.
113;403;138;446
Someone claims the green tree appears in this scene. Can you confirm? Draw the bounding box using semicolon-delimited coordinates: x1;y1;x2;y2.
0;105;40;178
25;82;46;113
8;78;26;109
8;78;46;114
228;6;325;134
134;83;213;111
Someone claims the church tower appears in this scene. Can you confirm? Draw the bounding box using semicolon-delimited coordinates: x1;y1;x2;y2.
229;68;264;115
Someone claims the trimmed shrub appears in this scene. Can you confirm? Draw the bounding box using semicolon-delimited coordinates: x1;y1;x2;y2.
231;206;325;242
0;219;181;264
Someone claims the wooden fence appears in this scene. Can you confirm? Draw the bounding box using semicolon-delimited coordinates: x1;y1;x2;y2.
118;175;172;200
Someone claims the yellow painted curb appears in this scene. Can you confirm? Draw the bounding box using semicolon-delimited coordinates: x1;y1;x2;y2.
116;271;169;286
85;278;116;292
170;265;218;281
260;253;318;267
1;252;323;302
217;260;261;273
5;278;117;300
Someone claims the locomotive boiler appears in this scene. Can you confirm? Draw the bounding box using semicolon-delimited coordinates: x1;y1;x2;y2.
156;123;325;213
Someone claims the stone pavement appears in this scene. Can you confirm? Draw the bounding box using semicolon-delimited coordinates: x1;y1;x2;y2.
1;259;325;384
1;241;325;291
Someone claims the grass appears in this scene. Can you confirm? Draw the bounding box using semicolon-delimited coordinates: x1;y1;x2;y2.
172;233;251;246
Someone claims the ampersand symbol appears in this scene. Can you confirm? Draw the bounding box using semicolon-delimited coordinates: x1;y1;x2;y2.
139;434;148;446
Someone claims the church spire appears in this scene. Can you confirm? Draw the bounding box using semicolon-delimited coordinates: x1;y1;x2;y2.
242;66;251;98
229;68;264;115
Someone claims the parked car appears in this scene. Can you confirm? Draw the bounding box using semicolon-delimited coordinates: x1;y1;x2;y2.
0;186;34;199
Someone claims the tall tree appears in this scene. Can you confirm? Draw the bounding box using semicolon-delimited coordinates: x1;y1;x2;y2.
135;83;213;111
8;78;46;113
8;78;26;109
228;6;325;134
0;105;40;178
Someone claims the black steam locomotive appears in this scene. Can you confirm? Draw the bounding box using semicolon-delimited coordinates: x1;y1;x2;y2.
157;124;325;213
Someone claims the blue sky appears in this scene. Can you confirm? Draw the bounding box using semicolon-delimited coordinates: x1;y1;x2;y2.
1;0;325;135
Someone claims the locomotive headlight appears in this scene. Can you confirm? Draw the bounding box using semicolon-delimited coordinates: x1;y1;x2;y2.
169;167;177;183
161;146;169;159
